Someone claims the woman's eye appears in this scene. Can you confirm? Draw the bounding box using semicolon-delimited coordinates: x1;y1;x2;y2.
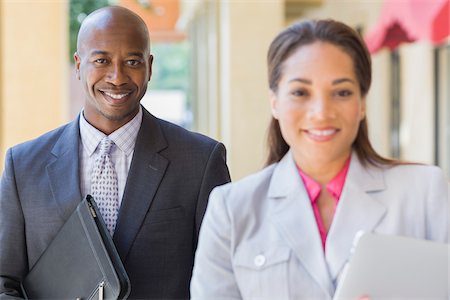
291;90;307;97
336;90;353;97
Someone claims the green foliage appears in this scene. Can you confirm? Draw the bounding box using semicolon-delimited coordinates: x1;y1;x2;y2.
149;43;190;90
149;42;191;105
69;0;109;59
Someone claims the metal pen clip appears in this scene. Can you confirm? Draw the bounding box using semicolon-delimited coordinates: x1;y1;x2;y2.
98;281;105;300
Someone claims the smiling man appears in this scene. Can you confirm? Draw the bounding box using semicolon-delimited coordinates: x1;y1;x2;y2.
74;7;152;134
0;6;230;299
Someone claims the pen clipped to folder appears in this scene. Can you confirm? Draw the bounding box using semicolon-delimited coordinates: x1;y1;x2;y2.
21;195;130;300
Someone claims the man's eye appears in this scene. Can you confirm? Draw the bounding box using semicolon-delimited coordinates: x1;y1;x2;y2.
94;58;107;64
127;60;141;66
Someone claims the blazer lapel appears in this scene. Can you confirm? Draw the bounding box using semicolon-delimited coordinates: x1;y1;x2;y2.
268;152;334;297
325;153;387;281
46;117;83;221
113;108;169;261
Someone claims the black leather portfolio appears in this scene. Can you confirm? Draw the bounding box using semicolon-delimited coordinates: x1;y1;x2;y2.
21;195;131;300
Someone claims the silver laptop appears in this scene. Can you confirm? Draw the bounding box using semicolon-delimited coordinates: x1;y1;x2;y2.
333;232;449;300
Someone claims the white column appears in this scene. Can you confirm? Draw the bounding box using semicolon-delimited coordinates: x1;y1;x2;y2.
219;0;284;180
0;1;69;169
400;43;435;164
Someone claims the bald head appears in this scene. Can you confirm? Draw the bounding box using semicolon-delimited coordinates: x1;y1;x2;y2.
76;6;150;56
73;5;153;134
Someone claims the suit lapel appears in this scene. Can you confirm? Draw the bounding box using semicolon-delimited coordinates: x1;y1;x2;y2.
268;152;334;297
46;117;83;221
113;109;169;261
325;154;387;281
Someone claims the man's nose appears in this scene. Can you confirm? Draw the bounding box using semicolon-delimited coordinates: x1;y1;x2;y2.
106;64;128;85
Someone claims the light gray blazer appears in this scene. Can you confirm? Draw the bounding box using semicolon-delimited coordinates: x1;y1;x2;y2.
191;151;449;300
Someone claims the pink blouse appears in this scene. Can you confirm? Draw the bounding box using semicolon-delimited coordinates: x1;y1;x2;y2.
297;157;351;251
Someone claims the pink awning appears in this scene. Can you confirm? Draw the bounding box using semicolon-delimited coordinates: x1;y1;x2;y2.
365;0;450;53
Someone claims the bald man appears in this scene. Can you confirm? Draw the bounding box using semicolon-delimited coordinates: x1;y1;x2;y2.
0;6;230;299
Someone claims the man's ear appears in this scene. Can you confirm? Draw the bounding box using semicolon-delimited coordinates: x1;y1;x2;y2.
74;52;81;80
269;89;279;120
147;54;154;82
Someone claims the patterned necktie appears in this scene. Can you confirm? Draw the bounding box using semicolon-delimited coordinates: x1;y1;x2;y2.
91;137;119;235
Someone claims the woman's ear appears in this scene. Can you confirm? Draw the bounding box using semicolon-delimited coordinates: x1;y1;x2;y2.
360;97;367;121
270;89;279;120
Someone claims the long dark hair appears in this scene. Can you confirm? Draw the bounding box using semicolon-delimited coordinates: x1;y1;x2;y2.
266;19;396;167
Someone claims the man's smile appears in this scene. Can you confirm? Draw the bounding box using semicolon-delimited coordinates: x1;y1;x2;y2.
98;89;134;104
103;91;131;99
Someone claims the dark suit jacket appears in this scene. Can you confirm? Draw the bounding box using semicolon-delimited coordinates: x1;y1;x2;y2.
0;107;231;299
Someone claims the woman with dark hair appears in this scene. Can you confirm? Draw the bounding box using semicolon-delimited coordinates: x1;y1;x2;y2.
190;19;448;299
